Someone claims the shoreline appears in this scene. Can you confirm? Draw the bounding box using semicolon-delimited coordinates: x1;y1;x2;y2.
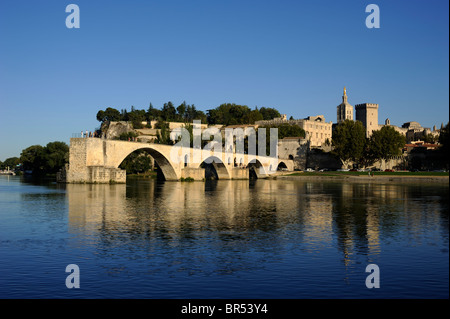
277;174;449;184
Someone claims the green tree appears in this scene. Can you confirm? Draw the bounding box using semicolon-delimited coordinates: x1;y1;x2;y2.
439;122;449;156
117;132;139;141
97;107;122;123
243;108;264;124
19;142;68;174
332;120;367;168
96;107;122;123
20;145;46;172
422;133;438;143
146;103;160;122
161;102;177;122
44;142;69;173
207;103;251;125
368;126;405;167
96;110;105;122
1;157;20;170
119;150;153;174
155;121;173;145
258;123;305;139
259;107;281;120
128;108;146;129
177;101;187;121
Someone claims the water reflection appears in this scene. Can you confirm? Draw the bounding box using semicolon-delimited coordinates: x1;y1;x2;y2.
0;175;446;298
66;179;448;277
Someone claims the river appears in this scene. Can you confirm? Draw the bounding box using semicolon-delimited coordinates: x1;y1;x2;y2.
0;175;448;299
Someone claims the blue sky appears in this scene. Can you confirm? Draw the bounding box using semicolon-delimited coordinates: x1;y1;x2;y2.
0;0;448;160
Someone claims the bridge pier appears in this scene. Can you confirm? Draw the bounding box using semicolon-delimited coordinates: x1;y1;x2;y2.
231;168;249;179
180;167;205;180
57;164;126;184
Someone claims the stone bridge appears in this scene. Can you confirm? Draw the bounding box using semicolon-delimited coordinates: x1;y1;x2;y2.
58;138;294;183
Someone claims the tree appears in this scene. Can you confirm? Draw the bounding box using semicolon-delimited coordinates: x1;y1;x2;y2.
1;157;20;170
439;122;449;156
43;142;69;173
119;150;153;174
243;108;264;124
19;142;68;174
96;107;122;123
96;110;105;122
20;145;46;172
128;108;146;129
207;103;252;125
161;102;177;122
155;121;173;145
177;101;187;121
368;126;405;167
259;107;281;121
258;123;305;139
117;132;138;141
422;133;438;143
146;103;161;122
332;120;367;168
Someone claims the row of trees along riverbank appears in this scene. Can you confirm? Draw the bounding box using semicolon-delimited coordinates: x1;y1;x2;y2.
1;142;69;175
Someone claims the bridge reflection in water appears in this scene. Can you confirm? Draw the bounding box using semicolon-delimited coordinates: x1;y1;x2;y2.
66;179;448;283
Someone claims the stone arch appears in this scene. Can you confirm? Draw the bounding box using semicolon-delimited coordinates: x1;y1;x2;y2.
197;156;231;180
277;161;288;171
115;146;178;181
248;158;268;178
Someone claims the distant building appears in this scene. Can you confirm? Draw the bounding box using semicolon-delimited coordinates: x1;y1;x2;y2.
336;87;353;123
255;115;332;147
355;103;379;137
403;141;440;153
378;118;408;136
277;137;308;160
300;115;333;147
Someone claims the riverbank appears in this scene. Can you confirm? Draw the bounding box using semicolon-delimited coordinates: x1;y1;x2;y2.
277;171;449;183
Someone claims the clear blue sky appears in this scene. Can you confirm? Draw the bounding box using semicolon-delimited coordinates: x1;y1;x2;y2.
0;0;448;160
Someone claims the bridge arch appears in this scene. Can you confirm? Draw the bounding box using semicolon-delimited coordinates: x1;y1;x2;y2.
115;146;178;181
247;158;268;178
277;161;288;171
197;155;231;180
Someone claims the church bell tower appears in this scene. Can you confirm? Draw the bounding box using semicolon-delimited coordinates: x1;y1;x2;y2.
337;87;354;123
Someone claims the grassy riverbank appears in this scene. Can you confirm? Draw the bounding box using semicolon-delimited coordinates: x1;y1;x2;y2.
287;171;449;177
126;171;157;178
278;170;449;183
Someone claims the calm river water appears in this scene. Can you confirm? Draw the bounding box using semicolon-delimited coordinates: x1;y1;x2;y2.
0;175;448;299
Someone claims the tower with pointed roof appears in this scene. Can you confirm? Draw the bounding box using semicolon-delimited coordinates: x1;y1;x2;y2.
337;87;354;123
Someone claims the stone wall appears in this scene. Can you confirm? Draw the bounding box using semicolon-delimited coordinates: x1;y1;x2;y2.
105;121;134;140
231;168;249;179
277;138;309;170
87;166;126;183
306;149;342;170
180;167;205;180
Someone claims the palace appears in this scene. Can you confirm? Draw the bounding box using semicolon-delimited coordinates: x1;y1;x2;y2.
336;87;441;142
